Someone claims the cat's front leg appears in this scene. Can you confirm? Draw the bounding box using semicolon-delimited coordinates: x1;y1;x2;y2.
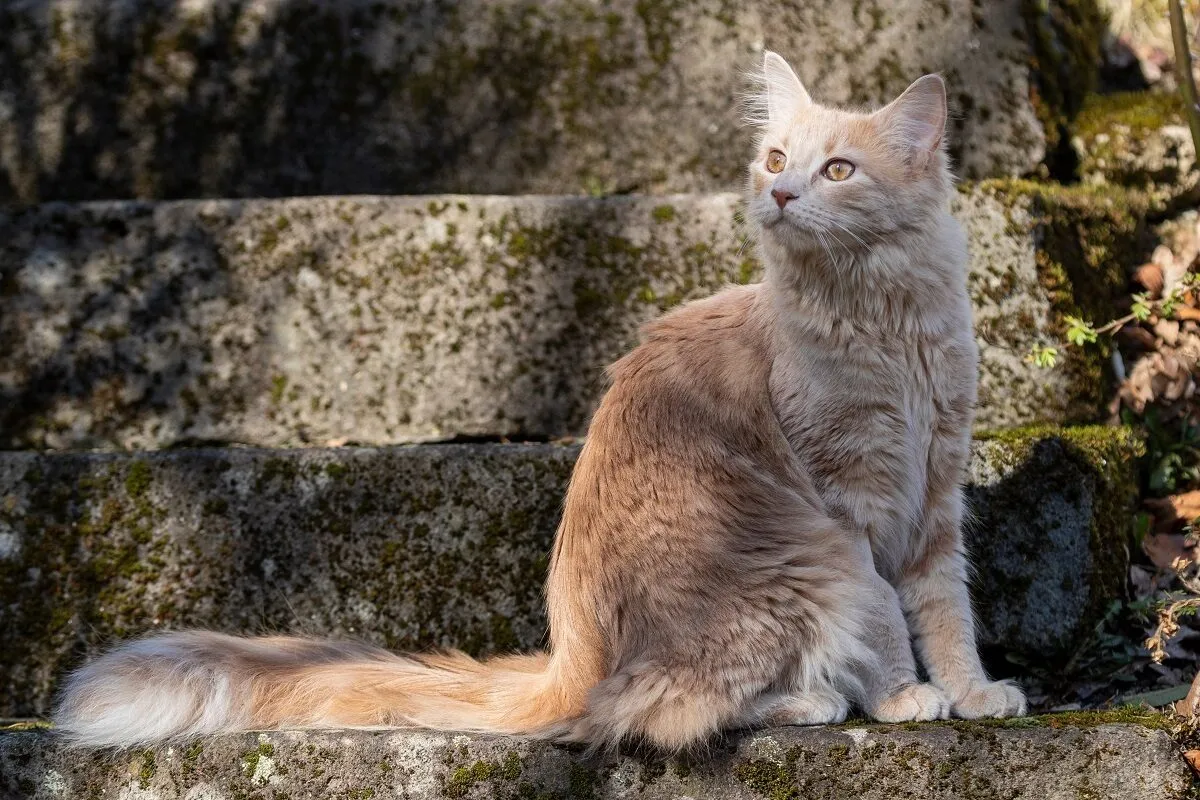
901;490;1027;718
857;569;951;722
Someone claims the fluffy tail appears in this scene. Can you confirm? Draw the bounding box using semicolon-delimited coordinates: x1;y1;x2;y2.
54;631;587;748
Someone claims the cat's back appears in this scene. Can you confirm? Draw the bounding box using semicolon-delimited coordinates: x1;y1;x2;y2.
603;284;774;415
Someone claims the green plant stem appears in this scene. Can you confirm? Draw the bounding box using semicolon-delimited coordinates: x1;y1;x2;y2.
1096;313;1138;336
1169;0;1200;158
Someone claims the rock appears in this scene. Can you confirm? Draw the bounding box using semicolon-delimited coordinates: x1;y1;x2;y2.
967;428;1142;658
0;0;1077;204
0;716;1189;800
0;187;1147;450
1072;92;1198;201
0;427;1142;717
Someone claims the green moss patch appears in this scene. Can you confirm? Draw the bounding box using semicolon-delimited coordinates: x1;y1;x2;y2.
1072;90;1195;193
1075;92;1187;143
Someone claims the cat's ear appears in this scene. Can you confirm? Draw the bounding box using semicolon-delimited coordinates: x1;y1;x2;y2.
875;74;947;159
760;51;811;124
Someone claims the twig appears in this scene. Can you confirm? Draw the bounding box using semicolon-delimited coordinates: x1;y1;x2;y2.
1095;313;1139;336
1170;0;1200;157
1147;595;1200;663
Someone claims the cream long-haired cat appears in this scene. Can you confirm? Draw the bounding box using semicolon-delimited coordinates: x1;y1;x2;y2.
55;52;1026;751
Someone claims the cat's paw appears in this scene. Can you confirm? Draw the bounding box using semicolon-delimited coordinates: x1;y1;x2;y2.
869;683;951;723
774;692;851;726
951;680;1027;719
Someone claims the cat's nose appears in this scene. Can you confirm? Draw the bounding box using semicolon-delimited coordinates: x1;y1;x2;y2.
771;189;796;209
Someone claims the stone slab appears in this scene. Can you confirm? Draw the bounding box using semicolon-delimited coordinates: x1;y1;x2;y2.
0;187;1147;450
0;717;1189;800
0;0;1058;205
0;427;1142;718
1073;92;1198;202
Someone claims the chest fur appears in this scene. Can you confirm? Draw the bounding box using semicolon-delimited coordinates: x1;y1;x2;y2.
770;332;974;574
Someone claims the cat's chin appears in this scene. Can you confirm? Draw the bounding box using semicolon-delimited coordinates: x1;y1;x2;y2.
760;214;803;239
763;224;825;255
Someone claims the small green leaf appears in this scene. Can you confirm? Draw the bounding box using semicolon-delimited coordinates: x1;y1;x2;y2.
1162;288;1183;318
1132;293;1152;321
1025;344;1057;368
1063;315;1098;346
1132;512;1153;548
1150;452;1183;493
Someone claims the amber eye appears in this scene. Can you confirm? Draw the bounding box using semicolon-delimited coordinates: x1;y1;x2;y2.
765;150;787;174
822;159;855;181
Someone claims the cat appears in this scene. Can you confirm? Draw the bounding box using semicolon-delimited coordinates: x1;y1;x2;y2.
53;51;1026;752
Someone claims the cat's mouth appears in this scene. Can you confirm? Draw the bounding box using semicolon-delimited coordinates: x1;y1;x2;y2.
761;209;792;230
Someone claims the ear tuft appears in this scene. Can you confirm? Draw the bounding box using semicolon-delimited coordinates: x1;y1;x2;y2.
754;51;811;126
876;74;947;155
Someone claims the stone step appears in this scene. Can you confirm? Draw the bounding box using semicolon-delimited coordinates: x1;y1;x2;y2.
0;184;1152;450
0;716;1188;800
0;427;1142;718
0;0;1097;204
1073;91;1198;203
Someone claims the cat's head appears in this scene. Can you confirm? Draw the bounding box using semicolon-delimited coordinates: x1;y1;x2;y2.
745;52;952;257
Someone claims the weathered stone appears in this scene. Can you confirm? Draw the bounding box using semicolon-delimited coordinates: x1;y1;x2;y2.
1072;92;1198;201
0;188;1147;449
0;428;1142;717
969;180;1157;426
0;716;1189;800
967;427;1142;657
0;0;1069;205
1022;0;1109;159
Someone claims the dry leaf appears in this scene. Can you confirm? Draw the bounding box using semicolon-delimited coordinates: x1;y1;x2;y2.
1143;532;1194;570
1156;319;1182;347
1136;262;1165;297
1184;750;1200;776
1185;671;1200;719
1117;324;1159;351
1146;490;1200;529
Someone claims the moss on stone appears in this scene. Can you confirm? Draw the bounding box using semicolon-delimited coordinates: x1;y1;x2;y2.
1073;91;1193;192
845;706;1173;734
137;749;157;789
270;375;289;406
734;754;799;800
1075;92;1186;143
181;740;205;777
650;204;676;223
500;750;523;780
444;759;499;798
124;460;152;499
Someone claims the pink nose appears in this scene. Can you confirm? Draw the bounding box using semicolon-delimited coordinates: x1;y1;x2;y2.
771;189;795;209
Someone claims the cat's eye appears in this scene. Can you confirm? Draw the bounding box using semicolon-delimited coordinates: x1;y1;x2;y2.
765;150;787;174
822;159;855;181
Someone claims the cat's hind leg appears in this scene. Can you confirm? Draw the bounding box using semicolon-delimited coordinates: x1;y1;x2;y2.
571;660;754;753
753;690;851;726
